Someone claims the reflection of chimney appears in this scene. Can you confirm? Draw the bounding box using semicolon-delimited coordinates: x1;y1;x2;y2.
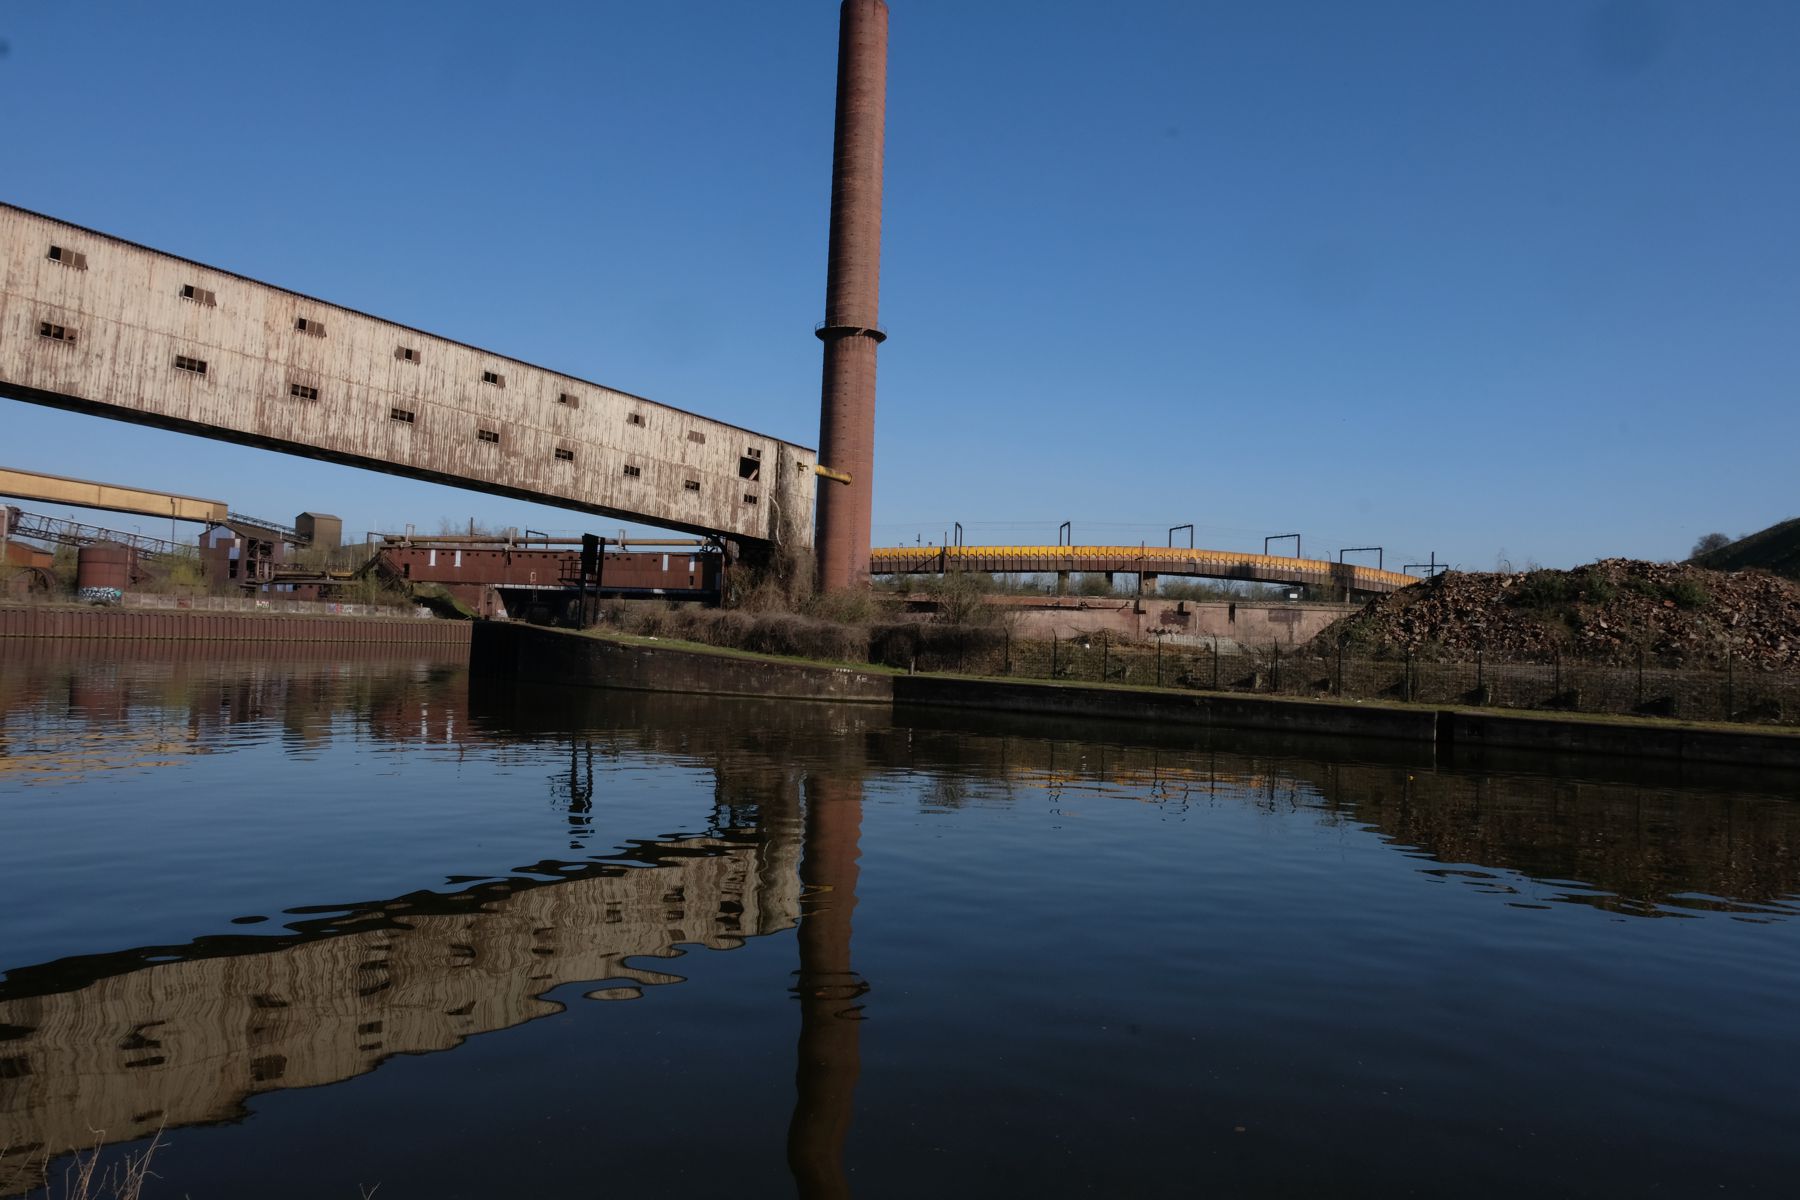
788;777;866;1198
814;0;889;592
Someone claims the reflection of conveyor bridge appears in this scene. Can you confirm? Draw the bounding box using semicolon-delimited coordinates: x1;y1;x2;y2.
870;545;1418;597
0;827;801;1197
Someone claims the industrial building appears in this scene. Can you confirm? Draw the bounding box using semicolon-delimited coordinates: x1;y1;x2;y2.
0;204;819;558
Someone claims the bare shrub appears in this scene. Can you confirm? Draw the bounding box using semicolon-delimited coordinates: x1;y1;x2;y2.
743;612;868;661
804;587;880;625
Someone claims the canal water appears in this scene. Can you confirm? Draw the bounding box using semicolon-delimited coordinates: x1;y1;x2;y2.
2;646;1798;1198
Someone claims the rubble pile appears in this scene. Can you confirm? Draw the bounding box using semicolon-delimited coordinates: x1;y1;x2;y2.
1316;559;1800;671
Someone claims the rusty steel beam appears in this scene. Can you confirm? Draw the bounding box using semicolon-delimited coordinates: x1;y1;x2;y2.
814;0;889;592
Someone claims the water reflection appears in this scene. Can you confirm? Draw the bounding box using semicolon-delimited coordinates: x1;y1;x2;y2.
789;777;866;1199
2;648;1799;1196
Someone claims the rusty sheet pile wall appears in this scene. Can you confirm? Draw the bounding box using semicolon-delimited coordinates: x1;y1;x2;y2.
0;606;469;645
0;204;816;546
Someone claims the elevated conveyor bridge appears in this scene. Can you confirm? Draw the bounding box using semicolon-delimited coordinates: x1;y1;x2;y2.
869;545;1418;598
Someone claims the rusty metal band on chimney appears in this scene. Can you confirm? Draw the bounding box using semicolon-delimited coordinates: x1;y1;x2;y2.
814;0;888;591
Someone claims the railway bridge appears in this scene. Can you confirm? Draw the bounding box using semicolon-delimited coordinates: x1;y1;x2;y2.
870;544;1418;599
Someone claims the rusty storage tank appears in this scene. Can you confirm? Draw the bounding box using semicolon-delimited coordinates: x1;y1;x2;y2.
76;542;138;591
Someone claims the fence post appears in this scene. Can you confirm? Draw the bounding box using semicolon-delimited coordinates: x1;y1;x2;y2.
1102;632;1110;683
1725;648;1734;718
1156;634;1162;687
1553;649;1561;701
1476;647;1484;692
1051;634;1058;679
1403;652;1413;703
1003;629;1011;676
1213;637;1220;691
1336;639;1346;697
1637;648;1645;707
1271;643;1281;693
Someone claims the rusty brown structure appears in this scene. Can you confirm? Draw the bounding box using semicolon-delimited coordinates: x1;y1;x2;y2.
373;543;721;617
814;0;890;592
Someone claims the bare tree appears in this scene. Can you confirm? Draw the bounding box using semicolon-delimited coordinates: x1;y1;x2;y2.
1690;532;1732;558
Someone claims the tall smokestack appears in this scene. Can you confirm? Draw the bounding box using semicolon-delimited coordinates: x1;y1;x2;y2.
814;0;889;592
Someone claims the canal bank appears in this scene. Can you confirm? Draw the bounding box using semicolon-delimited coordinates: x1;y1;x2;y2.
471;623;1800;769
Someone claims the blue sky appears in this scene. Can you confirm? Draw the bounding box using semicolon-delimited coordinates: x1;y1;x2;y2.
3;0;1796;568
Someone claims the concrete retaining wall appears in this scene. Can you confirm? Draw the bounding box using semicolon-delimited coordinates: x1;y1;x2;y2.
893;676;1439;743
471;621;892;703
0;605;470;644
1444;709;1800;770
985;597;1356;645
472;624;1800;769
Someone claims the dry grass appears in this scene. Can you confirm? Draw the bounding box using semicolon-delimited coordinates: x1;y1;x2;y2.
16;1131;163;1200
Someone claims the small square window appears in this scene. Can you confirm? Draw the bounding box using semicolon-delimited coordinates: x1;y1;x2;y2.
627;413;645;427
47;245;88;270
289;383;319;401
38;321;76;344
397;346;419;363
295;317;326;337
173;354;208;375
557;392;579;409
390;407;415;424
743;493;759;505
622;464;642;478
477;429;500;444
554;447;575;462
683;479;700;492
482;370;505;388
687;430;706;444
180;284;217;307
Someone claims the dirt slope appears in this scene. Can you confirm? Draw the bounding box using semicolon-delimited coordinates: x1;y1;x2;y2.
1693;517;1800;583
1316;558;1800;670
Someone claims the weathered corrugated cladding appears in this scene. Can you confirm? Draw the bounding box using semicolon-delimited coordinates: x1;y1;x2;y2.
0;204;816;548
